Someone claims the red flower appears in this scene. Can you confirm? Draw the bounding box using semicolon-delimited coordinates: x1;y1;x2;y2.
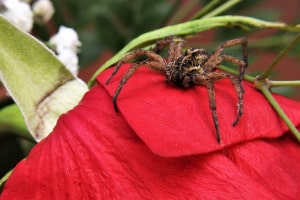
1;64;300;199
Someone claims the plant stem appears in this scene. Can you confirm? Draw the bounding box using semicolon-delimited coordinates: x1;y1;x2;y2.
0;169;13;188
256;82;300;142
167;0;199;25
88;16;300;87
199;0;242;19
269;80;300;87
247;34;293;49
191;0;224;19
257;32;300;80
219;65;256;83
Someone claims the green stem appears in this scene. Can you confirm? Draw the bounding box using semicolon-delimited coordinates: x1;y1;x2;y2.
269;80;300;87
258;83;300;142
258;32;300;80
168;0;199;25
198;0;241;19
88;15;300;87
0;169;13;188
219;65;256;83
248;34;294;49
191;0;224;19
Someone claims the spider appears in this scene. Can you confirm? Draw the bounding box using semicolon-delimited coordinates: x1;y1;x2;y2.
106;37;248;143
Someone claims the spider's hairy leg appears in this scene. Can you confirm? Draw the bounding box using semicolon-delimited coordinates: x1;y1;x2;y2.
221;55;247;82
215;37;248;80
168;38;185;61
106;49;165;84
206;80;221;143
152;37;174;53
152;36;185;55
111;62;141;112
194;75;221;143
207;72;244;127
225;73;244;126
240;38;248;80
112;61;165;112
216;37;248;58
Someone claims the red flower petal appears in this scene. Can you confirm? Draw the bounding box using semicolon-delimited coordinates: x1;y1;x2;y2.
97;64;300;156
2;81;300;199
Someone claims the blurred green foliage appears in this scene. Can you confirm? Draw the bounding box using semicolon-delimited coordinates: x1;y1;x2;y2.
52;0;180;66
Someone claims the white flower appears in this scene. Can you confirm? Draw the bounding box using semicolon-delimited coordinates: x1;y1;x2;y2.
49;26;81;75
49;26;81;54
2;0;33;32
32;0;55;24
57;50;79;75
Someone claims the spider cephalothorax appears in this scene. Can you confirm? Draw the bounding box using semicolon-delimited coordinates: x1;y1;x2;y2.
106;37;248;143
166;47;211;88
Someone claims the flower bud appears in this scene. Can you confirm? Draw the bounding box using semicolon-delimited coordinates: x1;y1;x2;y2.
49;26;81;75
2;0;33;32
32;0;55;24
49;26;81;54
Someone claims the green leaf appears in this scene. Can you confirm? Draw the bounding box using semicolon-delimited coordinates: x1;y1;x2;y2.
88;15;300;87
0;16;88;141
0;168;12;190
0;104;32;140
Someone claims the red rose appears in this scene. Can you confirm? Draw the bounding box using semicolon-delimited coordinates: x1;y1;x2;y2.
1;64;300;199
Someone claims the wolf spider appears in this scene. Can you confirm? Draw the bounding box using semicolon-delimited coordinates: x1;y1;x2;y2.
106;37;248;143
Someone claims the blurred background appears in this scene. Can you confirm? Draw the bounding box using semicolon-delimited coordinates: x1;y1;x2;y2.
33;0;300;94
0;0;300;185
